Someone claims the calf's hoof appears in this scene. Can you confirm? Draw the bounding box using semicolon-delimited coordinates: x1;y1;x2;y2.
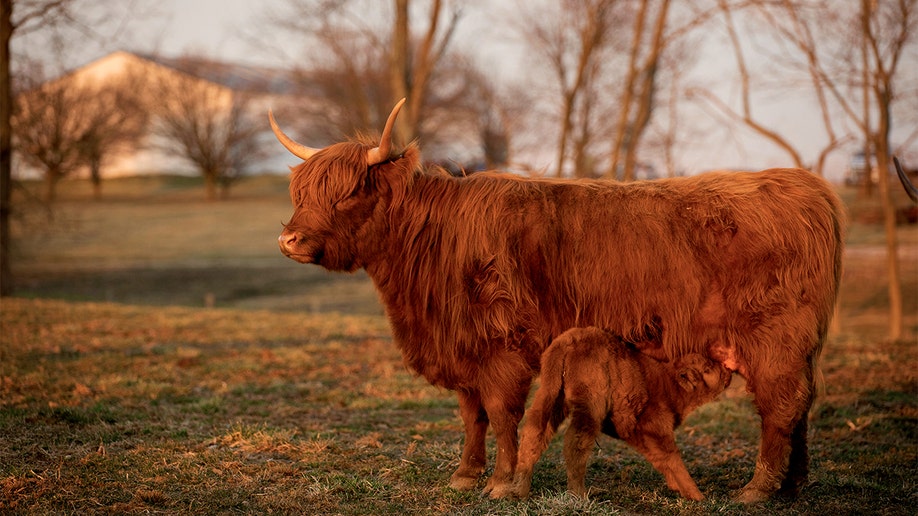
680;489;704;501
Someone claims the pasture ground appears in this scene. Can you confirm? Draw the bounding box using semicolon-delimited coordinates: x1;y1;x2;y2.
1;174;916;514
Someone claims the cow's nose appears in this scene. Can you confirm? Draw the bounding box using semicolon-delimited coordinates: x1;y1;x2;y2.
279;231;298;250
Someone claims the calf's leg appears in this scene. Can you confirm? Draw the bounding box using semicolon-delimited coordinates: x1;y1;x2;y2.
508;375;568;498
563;402;603;498
449;389;488;490
632;434;704;501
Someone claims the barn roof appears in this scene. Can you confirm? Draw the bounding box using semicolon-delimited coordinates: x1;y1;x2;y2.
48;51;299;96
134;52;298;94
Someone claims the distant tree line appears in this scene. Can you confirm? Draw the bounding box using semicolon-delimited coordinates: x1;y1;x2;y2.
11;55;267;203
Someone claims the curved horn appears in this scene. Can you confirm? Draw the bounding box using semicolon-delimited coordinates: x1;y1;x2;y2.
269;110;320;161
894;156;918;203
367;98;406;166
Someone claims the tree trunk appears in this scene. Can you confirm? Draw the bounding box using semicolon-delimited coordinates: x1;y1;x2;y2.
90;157;102;201
45;169;59;203
606;0;648;180
874;98;902;340
861;0;903;340
390;0;411;142
555;92;575;178
1;0;13;296
205;172;217;201
622;0;669;181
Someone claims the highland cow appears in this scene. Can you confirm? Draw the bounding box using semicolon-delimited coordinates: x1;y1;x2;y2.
270;99;844;502
507;327;732;501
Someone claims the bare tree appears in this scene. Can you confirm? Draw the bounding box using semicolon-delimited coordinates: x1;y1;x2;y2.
420;51;524;171
150;65;266;201
2;0;149;294
688;0;807;171
12;62;146;202
858;0;916;340
10;73;82;202
269;0;461;149
389;0;461;143
514;0;710;179
286;23;391;145
605;0;671;181
513;0;622;177
76;75;148;200
2;0;83;294
752;0;853;176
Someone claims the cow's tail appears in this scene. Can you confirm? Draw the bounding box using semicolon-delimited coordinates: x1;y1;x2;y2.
815;181;847;399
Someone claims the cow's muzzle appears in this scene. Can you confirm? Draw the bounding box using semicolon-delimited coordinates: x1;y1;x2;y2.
278;230;313;263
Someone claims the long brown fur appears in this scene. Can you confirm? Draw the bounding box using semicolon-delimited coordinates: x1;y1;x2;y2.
278;130;845;500
506;327;732;501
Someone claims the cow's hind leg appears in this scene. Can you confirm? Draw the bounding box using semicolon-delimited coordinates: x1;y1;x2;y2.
780;416;810;498
739;367;815;503
449;389;488;490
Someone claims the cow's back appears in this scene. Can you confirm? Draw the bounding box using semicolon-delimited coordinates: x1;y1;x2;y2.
377;168;843;384
529;168;843;360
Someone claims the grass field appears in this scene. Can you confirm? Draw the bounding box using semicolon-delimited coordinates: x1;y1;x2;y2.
2;175;917;514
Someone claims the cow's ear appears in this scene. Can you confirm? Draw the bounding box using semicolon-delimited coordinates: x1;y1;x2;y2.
677;368;698;392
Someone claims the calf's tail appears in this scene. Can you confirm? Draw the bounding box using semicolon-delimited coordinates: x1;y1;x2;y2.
511;340;570;497
520;342;568;452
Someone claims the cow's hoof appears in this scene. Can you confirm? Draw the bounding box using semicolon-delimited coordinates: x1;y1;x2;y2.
448;474;479;491
482;476;514;499
487;482;515;499
734;487;772;503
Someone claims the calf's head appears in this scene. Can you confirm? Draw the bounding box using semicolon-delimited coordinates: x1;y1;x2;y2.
270;99;407;271
674;353;732;403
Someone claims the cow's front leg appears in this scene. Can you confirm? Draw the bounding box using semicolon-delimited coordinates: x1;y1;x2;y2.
480;358;532;498
449;389;488;490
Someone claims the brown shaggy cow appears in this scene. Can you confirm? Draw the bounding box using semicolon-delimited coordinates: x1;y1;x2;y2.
506;327;732;501
270;99;844;502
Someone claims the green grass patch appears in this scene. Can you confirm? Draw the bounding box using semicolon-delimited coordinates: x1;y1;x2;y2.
2;298;915;514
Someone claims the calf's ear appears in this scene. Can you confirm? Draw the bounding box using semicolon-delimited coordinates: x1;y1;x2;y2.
677;368;699;392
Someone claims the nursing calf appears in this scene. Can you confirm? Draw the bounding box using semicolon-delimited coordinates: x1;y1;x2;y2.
505;327;732;501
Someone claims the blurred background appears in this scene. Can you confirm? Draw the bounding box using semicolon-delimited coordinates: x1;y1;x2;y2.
2;0;916;339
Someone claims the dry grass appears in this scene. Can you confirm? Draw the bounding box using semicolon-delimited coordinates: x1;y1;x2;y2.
2;175;916;514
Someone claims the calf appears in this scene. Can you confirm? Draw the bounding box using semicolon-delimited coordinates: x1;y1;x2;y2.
506;327;732;501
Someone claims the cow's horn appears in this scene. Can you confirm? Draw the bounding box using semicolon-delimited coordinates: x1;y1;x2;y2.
269;110;319;161
367;98;406;166
894;156;918;203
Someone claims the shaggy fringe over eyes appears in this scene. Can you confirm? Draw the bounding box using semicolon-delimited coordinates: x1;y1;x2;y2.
288;142;368;210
